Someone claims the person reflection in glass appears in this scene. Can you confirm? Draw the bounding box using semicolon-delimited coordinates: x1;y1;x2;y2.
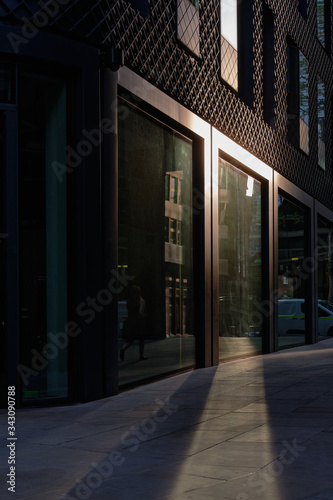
120;285;148;361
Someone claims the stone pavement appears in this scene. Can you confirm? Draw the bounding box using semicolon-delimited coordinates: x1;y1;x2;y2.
1;339;333;500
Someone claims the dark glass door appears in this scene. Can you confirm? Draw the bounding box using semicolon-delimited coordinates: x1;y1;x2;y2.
0;112;7;404
218;157;263;360
1;67;69;406
0;105;19;406
278;195;307;347
18;72;68;402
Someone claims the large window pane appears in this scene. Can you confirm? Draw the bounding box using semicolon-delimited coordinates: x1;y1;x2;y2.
317;0;325;46
118;101;195;386
278;195;306;348
220;0;238;90
218;158;262;360
0;112;7;405
299;53;309;127
286;43;309;154
221;0;238;50
298;0;307;20
299;52;309;155
317;217;333;338
18;73;68;402
177;0;200;57
318;77;325;169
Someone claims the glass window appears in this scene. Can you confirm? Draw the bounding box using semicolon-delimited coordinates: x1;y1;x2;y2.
129;0;149;17
18;73;68;402
318;77;325;169
317;0;325;45
177;0;200;57
286;42;309;154
218;157;262;360
299;52;309;155
318;305;331;318
263;4;275;126
220;0;238;91
317;217;333;337
0;112;6;405
221;0;237;50
0;64;15;104
278;195;307;348
298;0;307;20
279;300;298;316
287;43;299;118
118;100;195;385
299;53;309;127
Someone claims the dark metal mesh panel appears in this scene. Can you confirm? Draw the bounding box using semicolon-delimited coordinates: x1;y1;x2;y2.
1;0;333;209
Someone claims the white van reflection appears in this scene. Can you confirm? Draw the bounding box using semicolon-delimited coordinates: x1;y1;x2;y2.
278;299;333;336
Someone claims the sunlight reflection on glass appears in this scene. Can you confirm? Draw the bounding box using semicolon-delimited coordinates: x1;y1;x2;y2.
221;0;238;50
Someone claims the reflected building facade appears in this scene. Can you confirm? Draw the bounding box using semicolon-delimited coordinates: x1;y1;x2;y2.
1;0;333;406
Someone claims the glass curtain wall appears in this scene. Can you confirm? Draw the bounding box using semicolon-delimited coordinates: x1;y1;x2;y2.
317;217;333;338
278;195;307;347
18;72;68;402
218;157;262;360
118;100;195;386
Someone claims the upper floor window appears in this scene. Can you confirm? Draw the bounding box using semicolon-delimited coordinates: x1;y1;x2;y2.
177;0;200;57
298;0;307;21
220;0;238;91
318;77;325;169
299;52;309;154
129;0;149;17
221;0;238;50
317;0;325;45
287;40;309;154
299;52;309;128
220;0;254;103
317;0;331;54
263;3;275;125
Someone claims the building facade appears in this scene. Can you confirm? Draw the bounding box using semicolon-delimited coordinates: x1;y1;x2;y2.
1;0;333;407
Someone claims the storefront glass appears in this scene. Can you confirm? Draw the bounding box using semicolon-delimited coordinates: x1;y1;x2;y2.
278;195;306;347
18;72;68;401
0;64;15;104
218;157;262;360
317;217;333;338
118;101;195;385
0;111;7;405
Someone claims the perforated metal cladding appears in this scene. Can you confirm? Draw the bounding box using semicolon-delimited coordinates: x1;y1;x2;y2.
1;0;333;209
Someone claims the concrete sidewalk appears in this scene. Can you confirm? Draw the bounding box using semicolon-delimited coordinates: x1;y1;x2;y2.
2;340;333;500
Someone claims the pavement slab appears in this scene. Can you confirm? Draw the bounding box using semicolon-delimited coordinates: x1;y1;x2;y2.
1;339;333;499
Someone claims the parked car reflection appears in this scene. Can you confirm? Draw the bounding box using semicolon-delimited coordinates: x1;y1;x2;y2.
278;298;333;336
